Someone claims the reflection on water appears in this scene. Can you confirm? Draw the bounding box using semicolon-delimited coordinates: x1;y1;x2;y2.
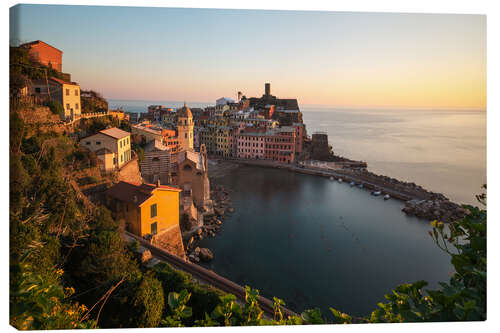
199;166;454;317
302;108;486;205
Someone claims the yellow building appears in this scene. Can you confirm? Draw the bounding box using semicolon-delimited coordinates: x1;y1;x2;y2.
32;77;81;120
80;127;132;170
177;103;194;152
106;181;182;238
216;126;231;157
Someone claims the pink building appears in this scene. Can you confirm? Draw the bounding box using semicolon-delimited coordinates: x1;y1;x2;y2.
292;123;306;154
264;127;296;164
236;128;266;160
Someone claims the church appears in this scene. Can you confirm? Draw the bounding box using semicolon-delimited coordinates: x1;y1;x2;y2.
139;103;212;227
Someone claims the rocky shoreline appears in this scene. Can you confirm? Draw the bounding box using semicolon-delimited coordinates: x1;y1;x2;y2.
335;168;469;222
184;183;234;263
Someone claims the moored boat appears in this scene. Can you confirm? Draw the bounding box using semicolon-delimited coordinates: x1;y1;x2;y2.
384;194;391;200
350;181;355;187
372;190;382;196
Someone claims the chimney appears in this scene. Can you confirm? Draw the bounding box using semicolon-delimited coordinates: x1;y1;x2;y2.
265;83;270;96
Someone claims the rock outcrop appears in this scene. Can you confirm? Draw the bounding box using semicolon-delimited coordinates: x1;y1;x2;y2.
402;199;469;223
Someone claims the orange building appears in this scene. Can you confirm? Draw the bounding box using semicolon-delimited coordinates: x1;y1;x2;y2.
21;40;63;72
106;181;181;238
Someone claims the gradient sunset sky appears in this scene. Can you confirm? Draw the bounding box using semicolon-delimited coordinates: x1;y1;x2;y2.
10;4;486;109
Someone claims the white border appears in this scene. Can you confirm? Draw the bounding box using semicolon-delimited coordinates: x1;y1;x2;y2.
2;1;497;333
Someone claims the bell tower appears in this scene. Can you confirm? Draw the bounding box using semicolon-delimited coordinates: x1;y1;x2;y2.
177;102;194;152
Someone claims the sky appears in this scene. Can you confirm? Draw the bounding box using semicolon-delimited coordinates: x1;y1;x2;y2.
10;4;486;109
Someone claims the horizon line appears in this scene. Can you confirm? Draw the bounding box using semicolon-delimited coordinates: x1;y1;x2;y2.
107;98;486;112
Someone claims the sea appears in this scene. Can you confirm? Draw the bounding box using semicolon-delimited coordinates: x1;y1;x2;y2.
110;99;486;317
110;99;486;205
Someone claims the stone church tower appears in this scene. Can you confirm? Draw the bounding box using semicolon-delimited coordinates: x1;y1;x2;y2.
177;102;194;152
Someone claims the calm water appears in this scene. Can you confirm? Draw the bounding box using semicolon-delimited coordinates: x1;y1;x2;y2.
111;100;486;204
111;100;482;317
302;108;486;205
199;166;453;317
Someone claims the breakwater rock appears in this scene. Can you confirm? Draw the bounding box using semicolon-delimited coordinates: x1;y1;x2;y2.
402;199;469;223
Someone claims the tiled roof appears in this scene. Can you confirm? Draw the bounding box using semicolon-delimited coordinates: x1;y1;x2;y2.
99;127;130;140
49;77;78;86
21;40;63;53
106;181;180;206
177;150;204;171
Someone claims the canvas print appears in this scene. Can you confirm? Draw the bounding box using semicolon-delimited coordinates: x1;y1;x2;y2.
9;4;486;329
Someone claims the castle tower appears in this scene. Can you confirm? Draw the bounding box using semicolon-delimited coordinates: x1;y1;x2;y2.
177;102;194;152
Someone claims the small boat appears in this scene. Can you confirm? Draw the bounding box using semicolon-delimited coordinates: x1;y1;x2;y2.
349;181;355;187
358;184;364;189
372;190;381;196
384;194;391;200
329;176;334;181
338;178;343;183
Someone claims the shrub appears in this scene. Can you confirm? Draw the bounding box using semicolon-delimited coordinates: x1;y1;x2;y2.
46;100;63;115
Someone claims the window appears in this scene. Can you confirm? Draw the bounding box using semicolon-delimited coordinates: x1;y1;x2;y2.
66;89;69;96
75;103;79;110
66;103;70;110
120;141;122;148
151;222;157;235
35;87;41;93
85;141;90;145
96;141;101;145
185;133;187;139
113;157;116;165
150;204;157;218
75;89;79;96
121;154;123;162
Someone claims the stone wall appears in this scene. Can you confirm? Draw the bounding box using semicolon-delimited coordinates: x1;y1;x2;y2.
152;225;186;260
118;158;143;184
18;106;67;134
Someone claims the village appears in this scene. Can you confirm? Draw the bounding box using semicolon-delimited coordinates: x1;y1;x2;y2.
13;40;469;266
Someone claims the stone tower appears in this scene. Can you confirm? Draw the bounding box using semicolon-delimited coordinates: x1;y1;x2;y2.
177;102;194;152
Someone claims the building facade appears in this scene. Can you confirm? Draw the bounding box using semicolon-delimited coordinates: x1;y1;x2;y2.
31;77;81;120
21;40;63;72
80;127;132;170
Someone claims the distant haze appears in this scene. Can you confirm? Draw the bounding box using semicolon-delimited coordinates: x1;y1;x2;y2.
10;5;486;109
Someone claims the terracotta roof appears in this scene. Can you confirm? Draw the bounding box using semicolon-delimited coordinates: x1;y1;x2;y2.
49;77;78;86
106;181;181;206
99;127;130;140
106;181;152;206
21;40;63;53
177;150;204;171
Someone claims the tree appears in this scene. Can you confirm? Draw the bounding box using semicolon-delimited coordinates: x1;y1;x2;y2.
133;271;165;327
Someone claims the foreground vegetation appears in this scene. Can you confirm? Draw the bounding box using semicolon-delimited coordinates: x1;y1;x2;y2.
9;44;486;327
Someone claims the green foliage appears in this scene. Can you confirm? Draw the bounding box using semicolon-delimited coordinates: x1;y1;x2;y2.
132;143;145;163
10;257;94;330
133;271;165;327
9;105;487;328
152;262;224;324
45;100;63;115
162;290;192;327
301;308;325;324
81;90;108;114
